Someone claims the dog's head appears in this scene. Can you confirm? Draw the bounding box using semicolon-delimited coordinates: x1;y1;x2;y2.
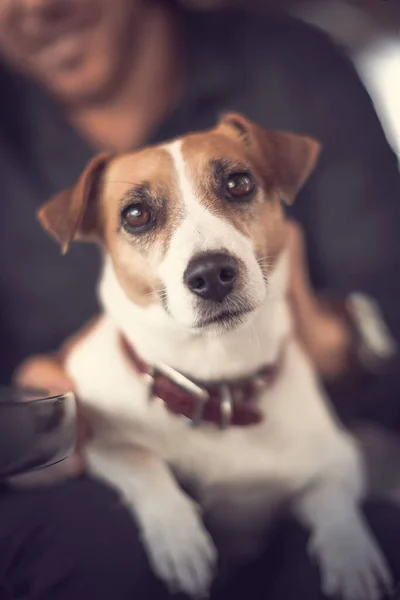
38;114;320;333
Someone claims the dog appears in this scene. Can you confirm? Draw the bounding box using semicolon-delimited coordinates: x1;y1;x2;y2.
38;113;395;600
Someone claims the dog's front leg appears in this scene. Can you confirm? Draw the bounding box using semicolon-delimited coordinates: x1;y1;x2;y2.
86;443;217;597
293;482;392;600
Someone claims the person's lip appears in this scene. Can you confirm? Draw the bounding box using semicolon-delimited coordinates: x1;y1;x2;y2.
19;9;99;67
33;30;88;69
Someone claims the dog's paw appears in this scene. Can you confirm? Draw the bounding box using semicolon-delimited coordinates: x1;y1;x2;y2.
136;494;217;597
309;515;393;600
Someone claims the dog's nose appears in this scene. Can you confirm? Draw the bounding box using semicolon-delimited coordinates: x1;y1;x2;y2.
184;253;238;302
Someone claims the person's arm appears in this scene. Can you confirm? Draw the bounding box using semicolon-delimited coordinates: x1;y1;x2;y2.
284;26;400;328
11;356;85;485
15;354;74;394
286;221;353;380
268;24;400;425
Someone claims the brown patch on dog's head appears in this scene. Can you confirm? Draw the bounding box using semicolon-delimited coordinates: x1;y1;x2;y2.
99;148;182;307
38;147;182;308
218;113;321;205
38;153;111;254
180;113;320;273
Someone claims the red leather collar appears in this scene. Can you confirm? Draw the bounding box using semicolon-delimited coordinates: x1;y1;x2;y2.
120;335;286;428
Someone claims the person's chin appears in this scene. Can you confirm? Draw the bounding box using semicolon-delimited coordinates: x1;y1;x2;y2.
42;61;117;106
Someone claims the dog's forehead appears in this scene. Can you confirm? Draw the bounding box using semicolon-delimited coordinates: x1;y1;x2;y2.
103;130;249;199
103;147;177;199
180;131;250;172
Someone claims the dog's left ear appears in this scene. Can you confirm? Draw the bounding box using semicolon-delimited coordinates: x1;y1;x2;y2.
38;153;111;254
220;113;321;205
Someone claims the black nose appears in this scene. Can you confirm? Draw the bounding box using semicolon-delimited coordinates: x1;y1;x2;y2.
184;253;238;303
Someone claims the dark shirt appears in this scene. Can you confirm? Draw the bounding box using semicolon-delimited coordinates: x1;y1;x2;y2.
1;9;400;427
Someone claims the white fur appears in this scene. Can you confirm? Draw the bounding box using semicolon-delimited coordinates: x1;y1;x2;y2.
156;140;266;328
66;143;392;599
99;252;290;380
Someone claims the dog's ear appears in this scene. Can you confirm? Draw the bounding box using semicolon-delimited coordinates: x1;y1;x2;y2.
219;113;321;205
38;153;111;254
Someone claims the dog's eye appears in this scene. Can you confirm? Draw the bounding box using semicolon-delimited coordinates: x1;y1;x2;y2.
225;173;255;200
121;203;153;233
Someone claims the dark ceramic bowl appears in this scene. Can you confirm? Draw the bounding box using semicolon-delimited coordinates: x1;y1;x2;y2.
0;386;77;479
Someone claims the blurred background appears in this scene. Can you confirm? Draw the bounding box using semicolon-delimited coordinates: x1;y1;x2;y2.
201;0;400;163
1;0;400;388
272;0;400;162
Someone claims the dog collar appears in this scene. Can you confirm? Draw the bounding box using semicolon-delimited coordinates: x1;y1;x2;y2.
120;335;287;429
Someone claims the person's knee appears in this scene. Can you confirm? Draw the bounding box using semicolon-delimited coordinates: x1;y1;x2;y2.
41;477;146;569
0;477;166;599
363;499;400;578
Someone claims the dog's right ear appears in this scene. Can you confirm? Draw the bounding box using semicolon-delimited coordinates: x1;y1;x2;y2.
38;153;111;254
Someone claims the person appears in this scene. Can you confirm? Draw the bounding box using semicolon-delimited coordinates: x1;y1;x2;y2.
1;0;400;598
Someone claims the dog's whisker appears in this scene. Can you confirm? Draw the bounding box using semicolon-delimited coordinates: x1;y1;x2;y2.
257;258;273;265
257;261;274;269
108;179;141;186
257;255;273;263
141;288;169;303
257;260;273;268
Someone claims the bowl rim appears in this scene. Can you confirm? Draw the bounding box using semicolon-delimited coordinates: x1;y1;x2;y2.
0;386;75;406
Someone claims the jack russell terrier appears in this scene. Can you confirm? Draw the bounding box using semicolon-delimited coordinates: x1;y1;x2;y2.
39;113;398;600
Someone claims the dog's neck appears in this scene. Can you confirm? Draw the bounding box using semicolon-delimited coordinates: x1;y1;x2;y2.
99;252;292;382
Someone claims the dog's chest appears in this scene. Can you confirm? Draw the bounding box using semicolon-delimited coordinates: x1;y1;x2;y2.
67;317;343;495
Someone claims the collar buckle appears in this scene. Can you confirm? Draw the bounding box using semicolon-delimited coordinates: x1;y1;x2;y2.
219;385;233;429
147;362;210;427
146;363;235;428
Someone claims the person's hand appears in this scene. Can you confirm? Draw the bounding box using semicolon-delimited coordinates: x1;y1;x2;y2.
9;355;85;487
15;354;75;396
286;221;352;379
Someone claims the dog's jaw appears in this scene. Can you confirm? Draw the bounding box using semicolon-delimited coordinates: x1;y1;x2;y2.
99;248;292;382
